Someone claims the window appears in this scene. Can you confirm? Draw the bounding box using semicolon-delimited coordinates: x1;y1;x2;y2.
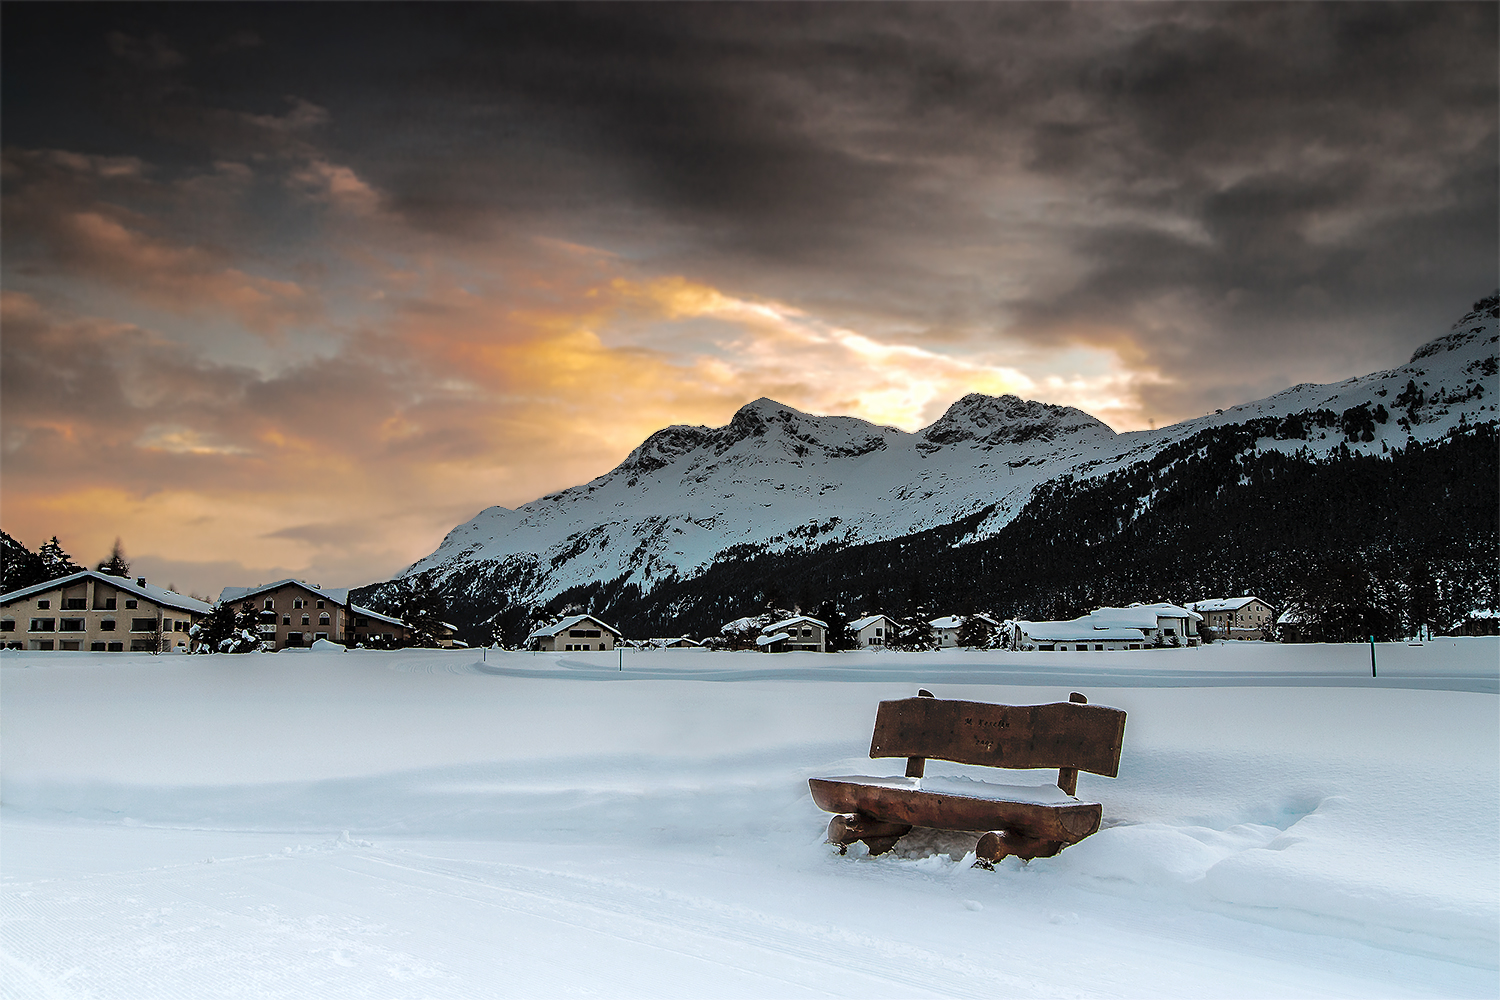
60;618;85;632
30;618;55;632
37;600;50;610
287;632;303;645
875;627;883;636
801;628;812;637
174;621;186;632
100;619;116;631
60;641;81;651
264;599;275;610
319;613;330;625
131;618;157;632
91;642;106;652
65;598;86;610
1076;644;1088;651
316;600;325;609
356;617;369;627
1039;644;1055;651
301;614;310;625
569;629;602;638
283;615;291;625
294;598;304;609
0;620;12;632
1095;644;1104;651
315;632;328;641
130;639;155;651
99;598;117;610
125;600;137;609
32;640;54;650
108;642;123;652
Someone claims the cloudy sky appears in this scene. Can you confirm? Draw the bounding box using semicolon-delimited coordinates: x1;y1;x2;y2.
3;3;1495;597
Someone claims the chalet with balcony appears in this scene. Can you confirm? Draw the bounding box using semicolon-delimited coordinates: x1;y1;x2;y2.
1;571;210;652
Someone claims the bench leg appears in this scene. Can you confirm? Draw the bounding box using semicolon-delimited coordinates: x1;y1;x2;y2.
975;830;1065;867
827;814;913;855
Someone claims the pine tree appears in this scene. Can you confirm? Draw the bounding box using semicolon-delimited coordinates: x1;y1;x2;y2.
96;538;130;577
37;536;78;581
818;601;854;652
955;615;995;649
190;601;261;653
399;574;448;648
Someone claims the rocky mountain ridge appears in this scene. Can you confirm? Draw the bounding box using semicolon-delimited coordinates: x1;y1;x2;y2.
380;293;1499;628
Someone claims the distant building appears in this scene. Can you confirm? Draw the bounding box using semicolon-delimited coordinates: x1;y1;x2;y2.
850;614;895;649
757;615;827;653
637;636;702;649
929;613;1002;648
527;614;622;651
218;579;409;650
1008;602;1202;651
1190;597;1275;640
1;571;210;653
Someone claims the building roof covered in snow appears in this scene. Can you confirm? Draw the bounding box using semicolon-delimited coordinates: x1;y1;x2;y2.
1013;618;1147;643
765;616;827;632
1190;596;1269;613
527;613;622;640
220;579;352;607
1090;603;1202;629
2;570;212;616
850;614;894;631
929;614;1000;630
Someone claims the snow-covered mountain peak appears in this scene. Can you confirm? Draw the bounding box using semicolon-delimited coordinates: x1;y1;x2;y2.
920;393;1117;450
1410;291;1498;363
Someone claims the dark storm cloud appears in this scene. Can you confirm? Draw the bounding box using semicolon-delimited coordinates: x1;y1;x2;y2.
4;2;1496;410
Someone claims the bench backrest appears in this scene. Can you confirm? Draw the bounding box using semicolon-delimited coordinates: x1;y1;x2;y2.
870;694;1126;778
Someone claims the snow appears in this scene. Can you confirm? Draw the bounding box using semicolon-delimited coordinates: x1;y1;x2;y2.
399;303;1498;610
2;640;1496;998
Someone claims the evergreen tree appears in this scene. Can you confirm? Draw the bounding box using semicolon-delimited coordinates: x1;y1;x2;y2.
96;538;130;577
191;601;261;653
399;574;448;648
955;615;996;649
1;530;48;592
37;536;79;581
818;601;854;652
888;616;937;651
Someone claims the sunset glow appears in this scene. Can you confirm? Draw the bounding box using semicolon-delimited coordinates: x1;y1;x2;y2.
3;5;1494;595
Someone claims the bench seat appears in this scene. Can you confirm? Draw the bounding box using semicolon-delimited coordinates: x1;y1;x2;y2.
808;774;1103;845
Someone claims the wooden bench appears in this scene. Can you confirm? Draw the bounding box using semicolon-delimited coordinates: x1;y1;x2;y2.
809;690;1126;864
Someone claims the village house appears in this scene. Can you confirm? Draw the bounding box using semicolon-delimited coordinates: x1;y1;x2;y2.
850;614;895;649
757;615;827;653
1089;603;1202;645
929;613;1002;648
639;636;701;649
527;613;622;651
1008;618;1150;651
1190;596;1275;640
1008;602;1203;651
1;571;210;652
218;580;410;650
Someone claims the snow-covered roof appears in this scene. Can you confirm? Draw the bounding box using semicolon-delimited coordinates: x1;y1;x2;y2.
755;631;791;646
351;604;406;628
1;570;212;616
850;615;893;631
527;613;622;640
220;579;352;607
765;616;827;632
1014;618;1147;643
929;614;1000;630
1091;603;1202;628
1191;597;1268;613
647;636;701;648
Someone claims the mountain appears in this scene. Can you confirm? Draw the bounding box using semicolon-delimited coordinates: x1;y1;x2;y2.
358;293;1499;641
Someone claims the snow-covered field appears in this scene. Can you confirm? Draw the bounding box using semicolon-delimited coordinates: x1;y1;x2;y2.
3;640;1497;998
